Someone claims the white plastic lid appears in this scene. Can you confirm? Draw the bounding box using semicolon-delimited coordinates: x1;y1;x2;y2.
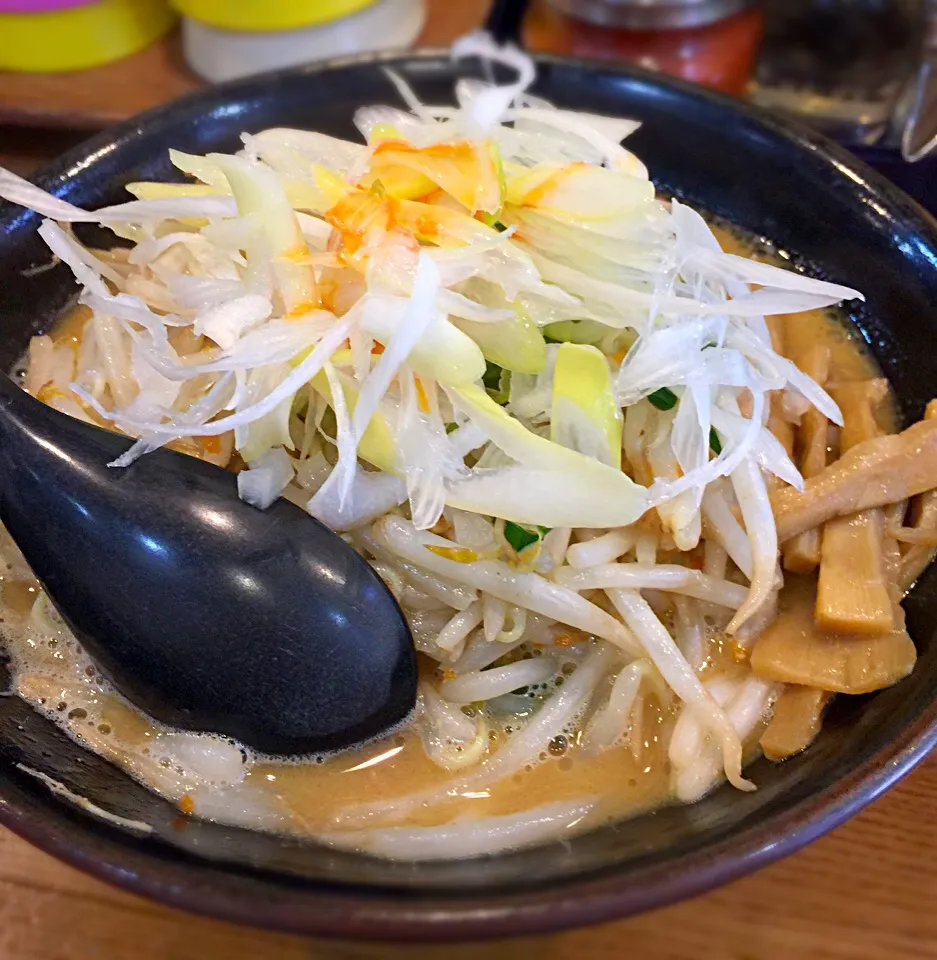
182;0;426;84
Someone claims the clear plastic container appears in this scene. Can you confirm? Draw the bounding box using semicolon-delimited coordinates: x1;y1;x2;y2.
173;0;426;84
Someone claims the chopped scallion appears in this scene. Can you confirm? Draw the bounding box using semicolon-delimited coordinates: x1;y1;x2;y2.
504;521;550;553
647;387;678;411
483;361;511;405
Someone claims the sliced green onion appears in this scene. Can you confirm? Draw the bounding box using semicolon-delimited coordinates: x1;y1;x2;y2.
551;342;622;469
477;211;507;232
542;318;607;346
504;521;550;554
483;360;502;390
457;300;546;376
647;387;678;411
483;361;512;404
447;383;649;527
709;427;722;455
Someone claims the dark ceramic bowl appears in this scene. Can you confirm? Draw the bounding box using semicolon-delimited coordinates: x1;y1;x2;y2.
1;52;937;942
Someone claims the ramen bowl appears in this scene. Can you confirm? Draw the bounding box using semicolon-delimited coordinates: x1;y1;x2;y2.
0;52;936;941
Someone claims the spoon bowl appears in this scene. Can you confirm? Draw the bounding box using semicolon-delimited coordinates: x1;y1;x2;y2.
0;372;417;756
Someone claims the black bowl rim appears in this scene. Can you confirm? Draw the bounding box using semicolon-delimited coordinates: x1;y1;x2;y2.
2;47;937;943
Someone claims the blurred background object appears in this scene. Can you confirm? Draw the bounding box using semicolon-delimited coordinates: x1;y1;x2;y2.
900;0;937;160
526;0;937;210
172;0;426;82
749;0;924;146
0;0;935;202
0;0;175;72
532;0;764;94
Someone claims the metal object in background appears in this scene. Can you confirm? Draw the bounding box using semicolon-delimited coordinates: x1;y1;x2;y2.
547;0;752;29
900;1;937;160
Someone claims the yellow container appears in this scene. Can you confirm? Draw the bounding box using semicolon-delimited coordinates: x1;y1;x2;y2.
0;0;176;73
170;0;376;33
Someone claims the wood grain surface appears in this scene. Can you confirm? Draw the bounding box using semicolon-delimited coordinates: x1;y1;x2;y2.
2;1;936;957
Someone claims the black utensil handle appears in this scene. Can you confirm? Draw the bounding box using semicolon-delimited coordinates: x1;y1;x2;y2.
484;0;532;46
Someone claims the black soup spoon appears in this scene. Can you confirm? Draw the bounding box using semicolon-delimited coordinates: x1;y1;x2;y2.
0;373;417;756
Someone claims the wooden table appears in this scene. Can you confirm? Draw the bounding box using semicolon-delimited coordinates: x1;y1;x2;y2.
2;2;936;957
